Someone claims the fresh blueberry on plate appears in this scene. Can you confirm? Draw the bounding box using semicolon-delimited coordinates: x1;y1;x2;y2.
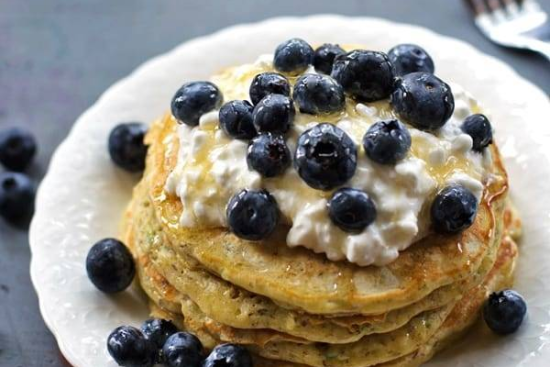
294;123;357;190
388;44;435;76
247;133;291;177
107;326;156;367
483;290;527;335
108;122;148;173
391;72;455;131
162;332;204;367
431;185;478;234
0;127;37;172
461;114;493;152
363;119;411;165
273;38;314;75
252;94;294;134
313;43;346;75
293;74;346;114
219;100;256;140
0;172;35;224
328;188;377;232
171;81;223;126
249;72;291;105
331;50;395;102
86;238;135;293
141;318;179;351
203;344;253;367
227;189;279;241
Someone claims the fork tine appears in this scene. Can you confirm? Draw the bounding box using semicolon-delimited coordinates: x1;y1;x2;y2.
486;0;503;11
483;0;509;22
464;0;489;14
499;0;521;16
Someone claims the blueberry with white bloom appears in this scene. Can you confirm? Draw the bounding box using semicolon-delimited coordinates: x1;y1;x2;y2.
86;238;135;293
162;332;204;367
203;344;253;367
227;189;279;241
483;290;527;335
461;114;493;152
431;185;478;234
391;72;454;131
247;133;291;177
388;44;435;76
294;123;357;190
328;188;377;232
313;43;346;75
249;72;291;105
171;81;223;126
107;326;156;367
363;120;411;165
273;38;314;75
219;100;255;140
252;94;294;134
0;127;37;171
331;50;395;102
293;74;345;115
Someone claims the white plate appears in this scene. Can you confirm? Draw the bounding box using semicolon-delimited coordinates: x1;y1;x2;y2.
29;15;550;367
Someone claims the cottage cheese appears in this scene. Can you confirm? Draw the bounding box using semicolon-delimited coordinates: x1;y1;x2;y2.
165;55;492;266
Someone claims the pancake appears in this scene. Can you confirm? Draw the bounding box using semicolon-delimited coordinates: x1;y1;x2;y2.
124;180;507;344
142;114;508;316
123;196;515;367
142;231;519;367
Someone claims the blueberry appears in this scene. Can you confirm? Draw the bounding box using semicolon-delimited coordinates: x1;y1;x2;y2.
108;123;148;172
249;72;291;105
363;120;411;165
431;185;478;234
203;344;253;367
0;172;35;224
292;74;345;115
294;123;357;190
313;43;346;75
273;38;314;75
331;50;395;102
86;238;135;293
252;94;294;134
171;81;223;126
388;44;435;77
219;100;255;140
391;72;455;131
107;326;156;367
483;290;527;335
227;189;279;241
328;188;377;232
162;332;204;367
461;114;493;152
141;318;179;351
0;127;37;171
247;133;291;177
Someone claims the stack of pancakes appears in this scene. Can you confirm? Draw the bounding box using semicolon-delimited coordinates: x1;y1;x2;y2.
122;116;521;367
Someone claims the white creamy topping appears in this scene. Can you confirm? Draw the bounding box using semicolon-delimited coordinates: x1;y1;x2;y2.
165;55;493;266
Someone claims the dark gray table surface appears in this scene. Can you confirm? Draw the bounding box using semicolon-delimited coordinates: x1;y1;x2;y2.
1;1;549;366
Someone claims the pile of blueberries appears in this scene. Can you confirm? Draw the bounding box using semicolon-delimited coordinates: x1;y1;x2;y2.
0;127;37;226
168;38;495;241
107;319;252;367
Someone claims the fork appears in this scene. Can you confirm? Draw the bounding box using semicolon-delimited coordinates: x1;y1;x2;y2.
464;0;550;61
